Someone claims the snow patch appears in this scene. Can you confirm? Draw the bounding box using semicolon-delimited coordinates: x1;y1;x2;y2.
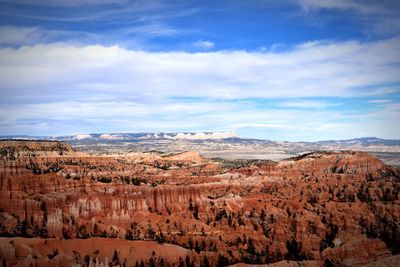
172;132;238;140
99;134;124;140
75;134;92;140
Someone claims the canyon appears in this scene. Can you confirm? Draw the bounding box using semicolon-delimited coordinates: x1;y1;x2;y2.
0;140;399;266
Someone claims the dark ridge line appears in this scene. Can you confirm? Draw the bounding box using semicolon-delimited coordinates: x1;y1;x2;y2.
0;139;64;142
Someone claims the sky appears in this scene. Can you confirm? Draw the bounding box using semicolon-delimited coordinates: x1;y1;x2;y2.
0;0;399;141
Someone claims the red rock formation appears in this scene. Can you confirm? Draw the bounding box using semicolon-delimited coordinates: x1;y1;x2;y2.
0;141;399;266
0;237;190;266
164;150;206;164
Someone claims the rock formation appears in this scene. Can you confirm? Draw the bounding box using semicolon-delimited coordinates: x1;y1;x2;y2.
0;141;399;266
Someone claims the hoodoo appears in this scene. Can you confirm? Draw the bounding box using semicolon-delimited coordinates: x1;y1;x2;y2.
0;141;399;266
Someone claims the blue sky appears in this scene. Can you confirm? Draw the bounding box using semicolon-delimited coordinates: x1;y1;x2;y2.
0;0;399;141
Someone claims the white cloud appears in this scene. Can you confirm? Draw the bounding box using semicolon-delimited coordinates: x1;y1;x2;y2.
1;37;399;102
367;99;392;103
192;40;215;50
0;25;181;48
277;100;342;109
0;37;399;139
115;24;179;37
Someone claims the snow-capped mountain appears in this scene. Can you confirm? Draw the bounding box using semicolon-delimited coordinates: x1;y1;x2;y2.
48;132;240;141
1;133;399;146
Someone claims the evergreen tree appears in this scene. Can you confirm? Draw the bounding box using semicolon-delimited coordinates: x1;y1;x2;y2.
201;256;211;267
217;254;230;267
112;250;120;265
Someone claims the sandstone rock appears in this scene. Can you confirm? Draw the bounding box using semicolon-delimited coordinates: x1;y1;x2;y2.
0;141;399;266
164;150;206;164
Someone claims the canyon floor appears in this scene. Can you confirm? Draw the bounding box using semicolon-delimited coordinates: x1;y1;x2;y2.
0;140;400;267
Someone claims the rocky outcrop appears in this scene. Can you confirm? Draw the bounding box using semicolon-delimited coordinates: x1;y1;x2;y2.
0;140;77;160
164;150;206;164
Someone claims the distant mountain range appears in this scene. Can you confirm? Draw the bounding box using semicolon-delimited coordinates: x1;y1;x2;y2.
312;137;400;146
1;132;399;146
1;132;239;142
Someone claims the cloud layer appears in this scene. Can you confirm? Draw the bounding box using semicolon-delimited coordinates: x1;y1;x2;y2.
0;36;399;140
1;37;399;101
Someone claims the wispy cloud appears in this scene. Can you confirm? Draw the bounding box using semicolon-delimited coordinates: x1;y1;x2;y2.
277;100;342;109
192;40;215;50
0;26;99;46
0;24;185;49
296;0;400;35
367;99;392;103
0;2;160;23
297;0;387;14
0;26;44;46
0;0;131;6
0;1;196;48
